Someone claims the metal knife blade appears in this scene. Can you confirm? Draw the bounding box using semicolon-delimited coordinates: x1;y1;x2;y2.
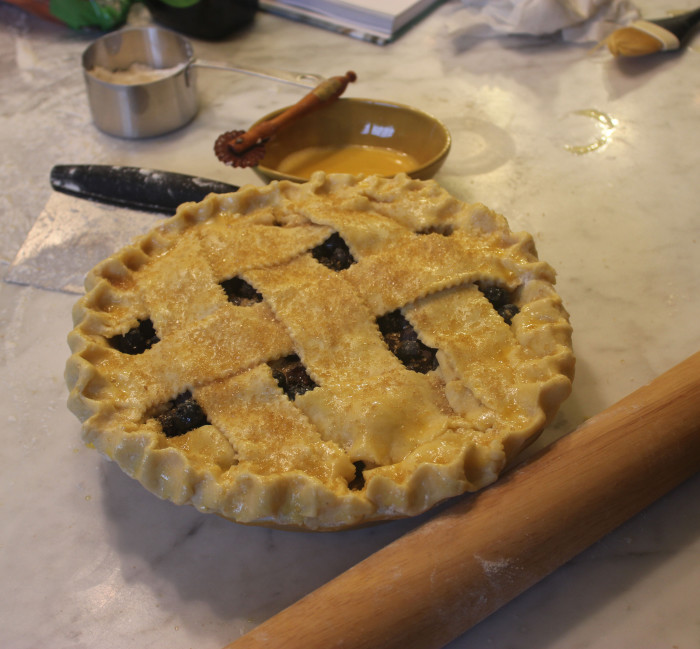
50;164;239;214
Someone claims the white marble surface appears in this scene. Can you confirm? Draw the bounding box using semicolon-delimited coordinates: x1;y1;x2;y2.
1;1;699;648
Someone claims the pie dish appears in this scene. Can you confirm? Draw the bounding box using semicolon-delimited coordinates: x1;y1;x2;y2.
65;173;574;531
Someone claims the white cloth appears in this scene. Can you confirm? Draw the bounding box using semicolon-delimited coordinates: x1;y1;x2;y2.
448;0;639;43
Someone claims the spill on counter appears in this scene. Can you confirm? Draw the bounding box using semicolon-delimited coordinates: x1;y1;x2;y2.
564;109;618;155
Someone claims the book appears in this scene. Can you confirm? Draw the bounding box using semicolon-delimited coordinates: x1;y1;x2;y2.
259;0;444;45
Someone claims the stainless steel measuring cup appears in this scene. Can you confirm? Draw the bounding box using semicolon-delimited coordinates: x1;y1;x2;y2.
82;26;325;139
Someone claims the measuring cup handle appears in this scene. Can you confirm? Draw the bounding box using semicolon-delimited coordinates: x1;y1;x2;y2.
193;59;324;88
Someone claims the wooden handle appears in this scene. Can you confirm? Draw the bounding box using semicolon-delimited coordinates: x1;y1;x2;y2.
230;71;356;154
224;351;700;649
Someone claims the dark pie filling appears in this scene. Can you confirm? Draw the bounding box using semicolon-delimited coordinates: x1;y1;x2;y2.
478;283;520;325
418;224;454;236
347;461;366;491
109;318;159;355
377;310;438;374
157;390;209;438
269;354;317;400
220;276;263;306
311;232;355;271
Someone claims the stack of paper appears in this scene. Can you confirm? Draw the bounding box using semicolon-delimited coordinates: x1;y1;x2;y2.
260;0;444;44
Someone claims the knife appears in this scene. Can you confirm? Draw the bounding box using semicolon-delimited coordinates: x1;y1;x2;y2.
7;165;240;294
50;164;239;214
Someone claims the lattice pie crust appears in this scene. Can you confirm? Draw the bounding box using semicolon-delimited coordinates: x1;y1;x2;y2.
66;173;574;530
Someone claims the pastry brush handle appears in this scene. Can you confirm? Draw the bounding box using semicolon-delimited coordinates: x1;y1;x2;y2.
652;6;700;43
230;71;356;154
224;350;700;649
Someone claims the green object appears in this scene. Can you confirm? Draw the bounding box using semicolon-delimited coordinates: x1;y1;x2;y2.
49;0;133;30
157;0;201;7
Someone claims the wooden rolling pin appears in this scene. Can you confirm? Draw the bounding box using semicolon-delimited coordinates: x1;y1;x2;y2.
224;351;700;649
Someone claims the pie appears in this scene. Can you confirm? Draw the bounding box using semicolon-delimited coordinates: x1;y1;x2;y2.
65;173;574;531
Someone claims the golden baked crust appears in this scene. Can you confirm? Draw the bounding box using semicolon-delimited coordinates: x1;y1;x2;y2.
65;173;574;530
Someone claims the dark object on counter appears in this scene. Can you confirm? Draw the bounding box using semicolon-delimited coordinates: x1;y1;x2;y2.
607;6;700;56
214;70;356;168
50;165;239;214
142;0;258;40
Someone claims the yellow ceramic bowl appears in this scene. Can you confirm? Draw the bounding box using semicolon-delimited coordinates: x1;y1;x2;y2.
251;98;451;183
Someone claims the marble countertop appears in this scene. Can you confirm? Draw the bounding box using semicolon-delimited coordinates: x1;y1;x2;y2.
1;1;699;648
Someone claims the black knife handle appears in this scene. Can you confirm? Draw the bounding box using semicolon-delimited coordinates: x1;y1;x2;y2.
50;165;239;215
